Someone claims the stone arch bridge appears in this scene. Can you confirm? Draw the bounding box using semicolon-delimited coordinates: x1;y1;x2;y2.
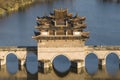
38;46;120;67
0;46;120;67
0;46;37;65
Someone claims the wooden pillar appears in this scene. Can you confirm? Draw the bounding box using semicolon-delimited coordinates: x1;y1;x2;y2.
66;30;68;35
66;21;68;27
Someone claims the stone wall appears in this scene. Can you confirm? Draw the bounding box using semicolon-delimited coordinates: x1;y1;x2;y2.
38;40;85;48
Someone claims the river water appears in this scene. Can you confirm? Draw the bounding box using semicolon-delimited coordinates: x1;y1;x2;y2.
0;0;120;46
0;0;120;79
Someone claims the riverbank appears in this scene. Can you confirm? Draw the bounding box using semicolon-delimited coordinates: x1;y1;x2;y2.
0;0;35;16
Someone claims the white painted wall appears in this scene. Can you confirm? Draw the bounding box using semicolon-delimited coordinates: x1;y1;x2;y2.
73;32;81;36
41;32;49;36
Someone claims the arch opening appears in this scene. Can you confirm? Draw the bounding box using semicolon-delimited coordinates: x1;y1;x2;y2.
106;53;119;76
52;55;71;75
85;53;98;75
26;52;38;74
6;53;19;74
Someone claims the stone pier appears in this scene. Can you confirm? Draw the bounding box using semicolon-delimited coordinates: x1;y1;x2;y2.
71;60;84;73
38;60;52;73
98;59;106;70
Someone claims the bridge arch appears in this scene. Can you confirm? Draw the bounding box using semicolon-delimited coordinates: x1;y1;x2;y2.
105;52;119;75
0;52;18;65
25;52;38;74
85;51;100;59
85;53;99;74
104;52;119;60
85;52;99;58
52;54;71;73
6;53;19;74
24;52;37;65
5;52;21;60
51;54;71;63
6;53;18;58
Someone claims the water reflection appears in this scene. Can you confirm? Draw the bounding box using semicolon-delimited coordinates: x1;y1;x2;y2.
0;65;119;80
106;53;119;76
85;53;98;75
98;0;120;3
6;53;18;74
0;0;120;46
27;73;38;80
26;53;38;74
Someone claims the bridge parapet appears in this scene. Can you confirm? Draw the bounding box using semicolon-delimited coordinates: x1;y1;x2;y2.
87;46;120;50
0;46;37;51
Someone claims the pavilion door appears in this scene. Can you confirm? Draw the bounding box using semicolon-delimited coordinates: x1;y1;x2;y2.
57;30;66;35
68;30;73;35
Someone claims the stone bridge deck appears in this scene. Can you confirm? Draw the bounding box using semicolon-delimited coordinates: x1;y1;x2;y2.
0;46;37;51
